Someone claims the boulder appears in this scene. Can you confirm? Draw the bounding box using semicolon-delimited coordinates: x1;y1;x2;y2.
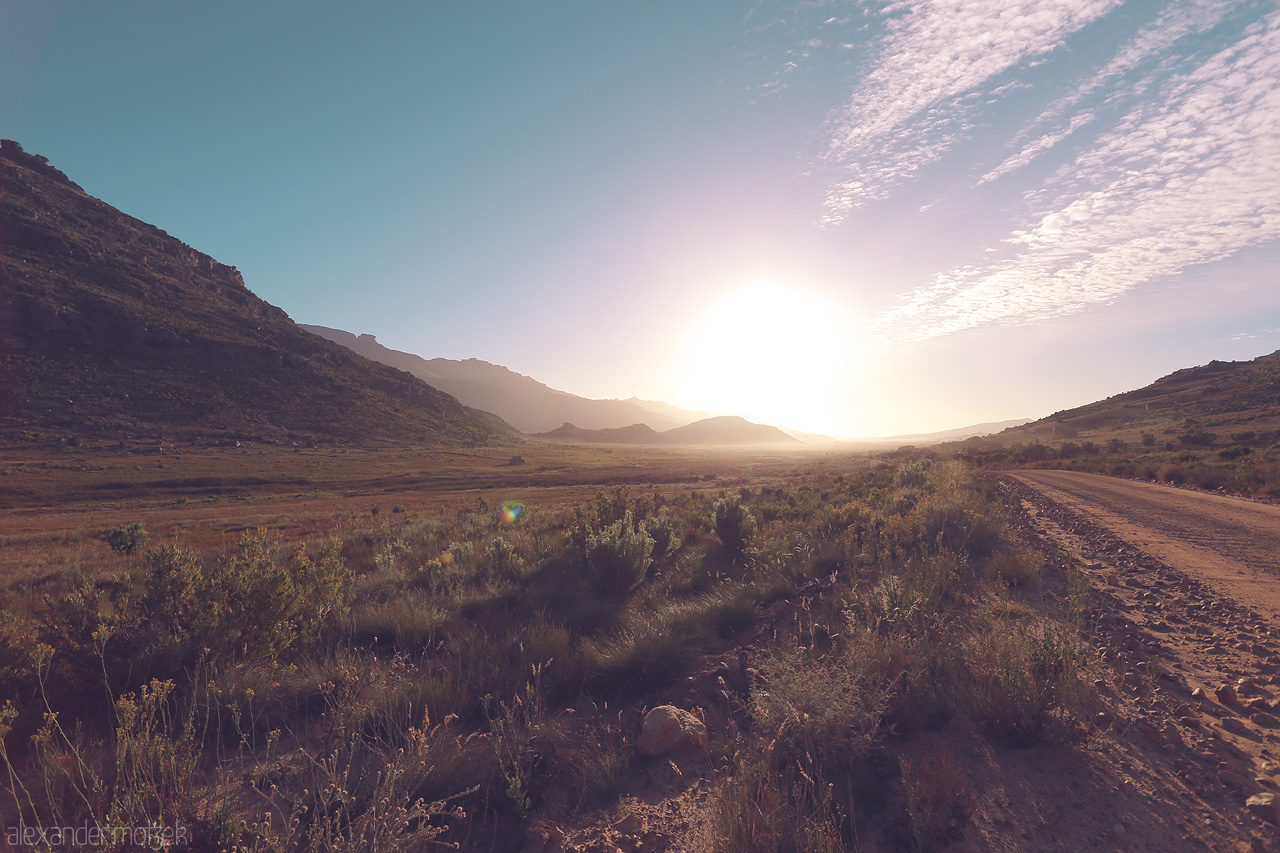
1246;792;1280;824
638;705;707;757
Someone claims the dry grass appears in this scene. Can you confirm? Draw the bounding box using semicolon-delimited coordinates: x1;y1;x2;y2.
0;443;1095;850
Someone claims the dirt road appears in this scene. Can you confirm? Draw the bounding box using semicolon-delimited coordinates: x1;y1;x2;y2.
1009;469;1280;622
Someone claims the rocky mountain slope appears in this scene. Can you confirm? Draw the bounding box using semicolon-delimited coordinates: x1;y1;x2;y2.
0;140;509;446
300;324;711;433
982;350;1280;446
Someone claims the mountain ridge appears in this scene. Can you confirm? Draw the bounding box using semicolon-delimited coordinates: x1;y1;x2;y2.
0;140;510;446
301;324;714;433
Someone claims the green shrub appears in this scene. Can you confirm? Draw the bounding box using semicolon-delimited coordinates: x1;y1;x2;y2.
713;495;757;556
139;545;203;635
485;536;523;581
107;521;147;555
1219;445;1252;460
646;508;682;562
204;532;303;663
897;459;930;488
1179;429;1216;447
585;512;653;596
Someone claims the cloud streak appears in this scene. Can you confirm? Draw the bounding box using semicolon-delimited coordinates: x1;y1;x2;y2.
874;7;1280;341
819;0;1121;221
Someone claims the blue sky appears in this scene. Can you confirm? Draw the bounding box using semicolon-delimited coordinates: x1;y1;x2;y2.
4;0;1279;435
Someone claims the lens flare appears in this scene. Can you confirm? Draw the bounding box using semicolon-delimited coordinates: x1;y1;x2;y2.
500;501;527;526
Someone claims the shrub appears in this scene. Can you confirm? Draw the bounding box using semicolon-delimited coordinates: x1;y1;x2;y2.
139;544;204;635
205;532;303;663
107;521;148;555
646;508;682;562
585;512;653;596
713;495;757;556
900;752;966;852
985;551;1042;587
1141;432;1156;447
1179;429;1216;447
897;459;930;488
1219;445;1252;460
485;536;523;581
966;621;1088;745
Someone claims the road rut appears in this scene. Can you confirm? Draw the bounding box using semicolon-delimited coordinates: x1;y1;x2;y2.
1009;470;1280;622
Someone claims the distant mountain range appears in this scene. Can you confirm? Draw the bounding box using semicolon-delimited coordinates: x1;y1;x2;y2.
535;415;799;446
301;325;715;433
844;419;1033;445
0;140;510;446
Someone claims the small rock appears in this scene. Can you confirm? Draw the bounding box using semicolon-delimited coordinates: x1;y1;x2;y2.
1192;687;1206;700
613;813;646;836
1221;769;1252;789
638;705;707;758
1222;717;1246;733
1252;712;1279;728
1095;711;1115;728
1218;685;1240;706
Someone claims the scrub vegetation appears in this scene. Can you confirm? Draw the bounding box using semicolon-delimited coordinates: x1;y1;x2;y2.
0;452;1092;851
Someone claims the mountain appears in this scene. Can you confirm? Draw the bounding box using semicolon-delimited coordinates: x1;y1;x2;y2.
0;140;510;446
301;324;710;433
983;351;1280;446
662;415;799;445
536;415;799;446
533;422;663;443
865;419;1033;444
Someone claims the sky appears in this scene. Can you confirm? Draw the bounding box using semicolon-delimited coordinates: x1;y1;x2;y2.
3;0;1279;436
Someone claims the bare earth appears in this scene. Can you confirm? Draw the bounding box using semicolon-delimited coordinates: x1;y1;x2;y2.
1010;470;1280;621
1002;470;1280;852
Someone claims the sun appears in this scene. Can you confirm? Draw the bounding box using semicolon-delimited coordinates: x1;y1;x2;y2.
668;280;859;435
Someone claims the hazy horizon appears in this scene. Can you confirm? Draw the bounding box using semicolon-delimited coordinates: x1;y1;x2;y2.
5;1;1278;435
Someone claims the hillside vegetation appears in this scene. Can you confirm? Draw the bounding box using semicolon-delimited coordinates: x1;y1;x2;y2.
955;349;1280;497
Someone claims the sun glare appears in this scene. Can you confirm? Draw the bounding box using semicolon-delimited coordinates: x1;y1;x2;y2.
669;280;859;435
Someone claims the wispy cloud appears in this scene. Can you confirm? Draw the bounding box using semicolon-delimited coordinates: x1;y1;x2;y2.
983;0;1253;184
819;0;1121;222
874;8;1280;341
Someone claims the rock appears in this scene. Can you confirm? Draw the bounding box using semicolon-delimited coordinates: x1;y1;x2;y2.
1222;717;1246;733
1192;687;1206;700
1218;685;1240;706
1221;769;1255;790
638;706;707;757
1252;712;1279;728
1246;792;1280;824
1094;711;1115;728
612;813;646;836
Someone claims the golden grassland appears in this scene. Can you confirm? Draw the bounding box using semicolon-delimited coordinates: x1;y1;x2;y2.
0;440;1096;851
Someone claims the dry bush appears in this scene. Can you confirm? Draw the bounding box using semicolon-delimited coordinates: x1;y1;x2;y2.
964;619;1089;745
703;764;846;853
984;550;1042;588
900;751;967;851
